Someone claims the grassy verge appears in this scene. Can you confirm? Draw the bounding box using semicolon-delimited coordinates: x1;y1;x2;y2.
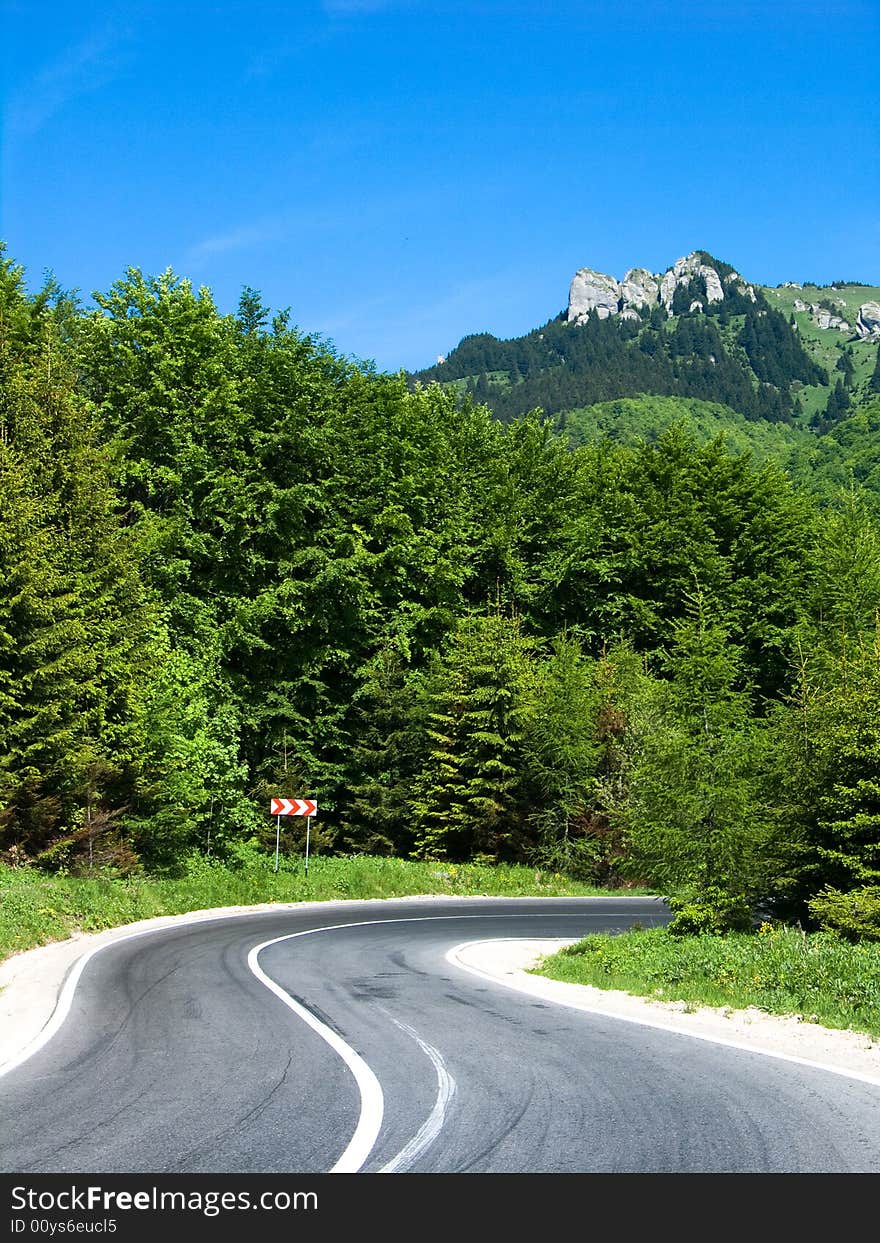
0;849;645;963
536;924;880;1040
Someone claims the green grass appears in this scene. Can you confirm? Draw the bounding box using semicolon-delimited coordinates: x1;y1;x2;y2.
763;282;880;417
767;282;880;325
559;395;811;463
0;849;645;963
537;924;880;1040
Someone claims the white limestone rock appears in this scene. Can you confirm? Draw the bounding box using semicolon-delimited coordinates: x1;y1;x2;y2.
816;310;851;333
726;274;757;301
566;252;755;325
659;267;678;311
567;268;621;322
702;266;724;303
659;252;725;310
672;253;705;280
620;268;659;310
857;301;880;339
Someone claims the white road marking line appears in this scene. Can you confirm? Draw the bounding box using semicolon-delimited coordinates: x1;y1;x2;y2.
0;906;627;1170
0;907;347;1080
0;906;595;1080
247;935;384;1174
447;939;880;1089
378;1017;456;1174
243;915;587;1173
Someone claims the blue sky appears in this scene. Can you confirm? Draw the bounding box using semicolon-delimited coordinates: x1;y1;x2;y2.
2;1;878;372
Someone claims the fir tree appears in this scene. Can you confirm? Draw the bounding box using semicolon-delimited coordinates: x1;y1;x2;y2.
412;611;530;861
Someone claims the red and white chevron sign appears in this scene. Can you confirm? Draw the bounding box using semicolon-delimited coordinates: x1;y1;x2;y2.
270;798;317;817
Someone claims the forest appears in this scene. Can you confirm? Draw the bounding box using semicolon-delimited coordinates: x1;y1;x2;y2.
3;242;880;939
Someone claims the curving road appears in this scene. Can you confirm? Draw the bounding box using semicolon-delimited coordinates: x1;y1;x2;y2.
3;896;880;1174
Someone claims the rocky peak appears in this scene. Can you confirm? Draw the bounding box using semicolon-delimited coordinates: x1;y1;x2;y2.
620;268;659;310
567;268;622;321
567;251;752;325
660;253;725;309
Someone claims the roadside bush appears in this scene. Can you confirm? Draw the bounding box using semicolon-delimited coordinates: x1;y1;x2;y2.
808;886;880;942
666;886;754;936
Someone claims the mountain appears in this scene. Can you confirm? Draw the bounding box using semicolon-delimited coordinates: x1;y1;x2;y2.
409;251;880;433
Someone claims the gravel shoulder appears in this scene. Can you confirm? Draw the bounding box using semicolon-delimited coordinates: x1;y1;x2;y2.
3;909;880;1087
451;938;880;1086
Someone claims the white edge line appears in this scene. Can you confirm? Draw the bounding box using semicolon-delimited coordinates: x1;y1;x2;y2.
0;904;654;1168
0;917;259;1081
0;905;355;1080
247;934;384;1174
378;1017;456;1174
0;906;628;1081
446;939;880;1090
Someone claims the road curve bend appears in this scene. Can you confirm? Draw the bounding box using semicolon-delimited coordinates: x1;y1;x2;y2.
3;896;880;1174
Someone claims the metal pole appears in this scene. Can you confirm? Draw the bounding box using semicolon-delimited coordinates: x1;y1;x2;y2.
274;813;281;873
305;815;311;875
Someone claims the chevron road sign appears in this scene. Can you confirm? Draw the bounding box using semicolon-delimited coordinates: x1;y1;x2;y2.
270;798;317;817
271;797;318;874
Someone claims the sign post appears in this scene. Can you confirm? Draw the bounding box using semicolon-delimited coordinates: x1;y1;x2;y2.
269;798;318;873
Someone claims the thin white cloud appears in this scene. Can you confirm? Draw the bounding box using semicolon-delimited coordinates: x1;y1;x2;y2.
318;267;523;363
184;219;293;264
4;25;132;144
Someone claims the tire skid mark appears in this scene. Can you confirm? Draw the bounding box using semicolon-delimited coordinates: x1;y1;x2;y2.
377;1015;456;1173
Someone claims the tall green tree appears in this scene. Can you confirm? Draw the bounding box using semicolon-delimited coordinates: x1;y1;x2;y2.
335;645;426;856
544;425;812;694
125;637;253;866
0;251;158;862
412;611;530;861
765;632;880;908
807;486;880;644
618;594;774;908
520;633;601;876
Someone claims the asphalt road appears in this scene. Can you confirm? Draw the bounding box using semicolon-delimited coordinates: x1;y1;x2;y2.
3;896;880;1174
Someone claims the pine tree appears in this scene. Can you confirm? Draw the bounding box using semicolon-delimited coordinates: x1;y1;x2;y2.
808;486;880;644
0;255;159;862
336;646;426;856
412;612;530;861
0;442;74;851
767;631;880;904
870;347;880;395
520;633;602;876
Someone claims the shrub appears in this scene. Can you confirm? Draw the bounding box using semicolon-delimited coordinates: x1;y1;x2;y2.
666;886;753;936
808;886;880;942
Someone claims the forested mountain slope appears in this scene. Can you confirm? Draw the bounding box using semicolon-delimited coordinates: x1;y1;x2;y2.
410;251;880;433
3;242;880;932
